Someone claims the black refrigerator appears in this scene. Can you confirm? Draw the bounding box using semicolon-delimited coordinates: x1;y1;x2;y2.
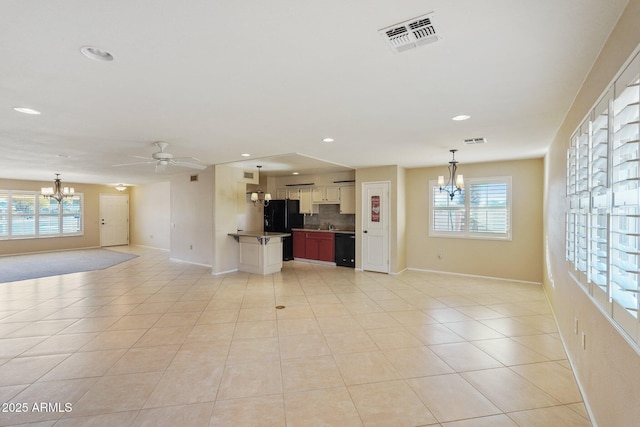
264;199;304;261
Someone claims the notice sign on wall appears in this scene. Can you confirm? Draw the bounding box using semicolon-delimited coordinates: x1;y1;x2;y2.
371;195;380;222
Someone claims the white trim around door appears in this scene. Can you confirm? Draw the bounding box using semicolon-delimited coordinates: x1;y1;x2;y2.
361;181;390;273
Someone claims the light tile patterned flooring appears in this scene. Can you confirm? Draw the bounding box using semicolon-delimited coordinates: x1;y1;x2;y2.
0;246;591;426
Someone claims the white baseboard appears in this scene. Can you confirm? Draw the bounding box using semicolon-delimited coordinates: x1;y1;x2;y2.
406;267;542;285
168;258;212;268
131;244;169;252
212;268;238;276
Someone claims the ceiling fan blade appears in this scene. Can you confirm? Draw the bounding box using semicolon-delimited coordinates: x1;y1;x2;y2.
130;155;155;160
112;160;156;167
173;156;204;163
171;160;207;170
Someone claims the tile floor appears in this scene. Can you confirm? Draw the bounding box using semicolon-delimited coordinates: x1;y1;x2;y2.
0;246;591;426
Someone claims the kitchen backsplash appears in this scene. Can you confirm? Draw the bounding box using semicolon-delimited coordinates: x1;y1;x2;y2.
303;204;355;230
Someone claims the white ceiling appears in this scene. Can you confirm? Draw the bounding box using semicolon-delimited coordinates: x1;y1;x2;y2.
0;0;629;185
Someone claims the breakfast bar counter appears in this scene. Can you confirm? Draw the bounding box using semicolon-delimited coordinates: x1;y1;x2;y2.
228;231;291;275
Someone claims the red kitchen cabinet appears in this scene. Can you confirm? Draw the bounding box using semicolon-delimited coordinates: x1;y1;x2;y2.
294;231;335;262
317;235;335;262
305;232;334;262
305;236;318;260
293;231;306;258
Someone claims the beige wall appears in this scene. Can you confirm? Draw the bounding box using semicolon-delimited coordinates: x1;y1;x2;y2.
406;158;543;283
130;181;170;250
0;178;127;256
213;164;243;274
169;168;214;265
544;1;640;425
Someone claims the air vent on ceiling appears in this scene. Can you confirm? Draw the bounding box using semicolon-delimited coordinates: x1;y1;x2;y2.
379;13;440;53
463;137;487;145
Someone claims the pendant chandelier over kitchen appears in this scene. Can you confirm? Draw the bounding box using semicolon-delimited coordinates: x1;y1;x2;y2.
41;173;75;203
438;149;464;200
251;166;271;207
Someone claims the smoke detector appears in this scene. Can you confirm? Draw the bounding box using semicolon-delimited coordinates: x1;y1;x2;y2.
463;137;487;145
379;13;441;53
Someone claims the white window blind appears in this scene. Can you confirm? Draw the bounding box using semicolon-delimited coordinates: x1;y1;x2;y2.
0;190;83;240
432;186;465;235
430;177;511;240
565;47;640;349
0;191;9;238
468;181;509;237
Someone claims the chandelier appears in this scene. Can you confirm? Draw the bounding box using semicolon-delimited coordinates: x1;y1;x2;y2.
437;149;464;200
250;166;271;207
41;173;75;203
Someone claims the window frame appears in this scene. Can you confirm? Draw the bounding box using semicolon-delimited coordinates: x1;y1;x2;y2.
429;176;512;241
0;190;84;240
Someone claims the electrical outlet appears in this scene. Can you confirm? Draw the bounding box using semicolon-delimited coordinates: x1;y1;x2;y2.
437;252;443;259
581;332;587;349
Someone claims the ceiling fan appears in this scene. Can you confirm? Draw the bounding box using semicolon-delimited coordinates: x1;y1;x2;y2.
113;141;207;171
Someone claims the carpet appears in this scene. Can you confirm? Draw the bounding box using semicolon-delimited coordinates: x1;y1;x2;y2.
0;248;138;283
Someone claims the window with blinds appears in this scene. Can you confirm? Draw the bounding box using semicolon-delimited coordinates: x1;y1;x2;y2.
469;179;510;238
430;177;511;240
0;190;83;239
432;186;465;235
565;47;640;348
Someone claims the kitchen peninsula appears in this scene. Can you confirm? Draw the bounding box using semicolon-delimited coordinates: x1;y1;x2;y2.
229;231;291;275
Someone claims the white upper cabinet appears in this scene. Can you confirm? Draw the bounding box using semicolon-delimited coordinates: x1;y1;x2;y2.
287;189;301;200
339;186;356;214
276;188;288;199
298;188;313;214
312;186;341;203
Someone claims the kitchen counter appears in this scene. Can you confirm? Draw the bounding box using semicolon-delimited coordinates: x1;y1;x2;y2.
292;228;355;234
228;231;291;275
292;229;356;267
230;231;291;240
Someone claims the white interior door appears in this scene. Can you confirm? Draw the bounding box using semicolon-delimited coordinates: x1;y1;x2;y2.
100;194;129;247
362;181;389;273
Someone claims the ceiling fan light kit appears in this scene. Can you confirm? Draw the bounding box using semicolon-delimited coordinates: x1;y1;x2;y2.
112;141;207;172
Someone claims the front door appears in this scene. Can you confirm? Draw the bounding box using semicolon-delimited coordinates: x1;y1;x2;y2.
99;194;129;247
362;181;390;273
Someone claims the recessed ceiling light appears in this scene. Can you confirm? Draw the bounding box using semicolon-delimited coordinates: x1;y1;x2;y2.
80;46;114;62
452;115;471;121
240;153;251;157
13;107;41;115
322;137;334;143
292;172;300;175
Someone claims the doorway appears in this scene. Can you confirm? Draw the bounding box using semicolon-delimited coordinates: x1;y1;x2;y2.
99;194;129;247
361;181;390;273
